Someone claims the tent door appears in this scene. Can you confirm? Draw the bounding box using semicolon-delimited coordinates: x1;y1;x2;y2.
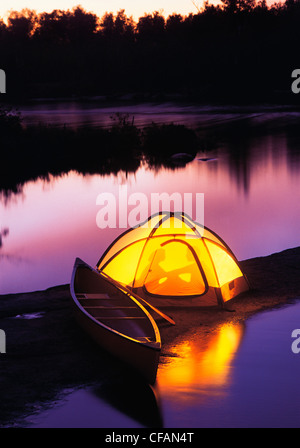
144;239;207;296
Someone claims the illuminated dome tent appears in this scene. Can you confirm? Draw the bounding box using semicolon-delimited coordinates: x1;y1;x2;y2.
97;212;249;307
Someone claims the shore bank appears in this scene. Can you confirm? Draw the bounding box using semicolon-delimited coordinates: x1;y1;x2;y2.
0;246;300;427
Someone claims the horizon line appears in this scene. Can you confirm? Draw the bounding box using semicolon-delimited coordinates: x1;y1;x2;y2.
0;0;280;23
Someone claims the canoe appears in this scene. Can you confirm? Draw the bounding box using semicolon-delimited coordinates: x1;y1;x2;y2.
70;258;161;384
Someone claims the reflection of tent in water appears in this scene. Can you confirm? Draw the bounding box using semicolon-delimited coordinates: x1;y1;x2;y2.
97;212;249;307
158;322;245;400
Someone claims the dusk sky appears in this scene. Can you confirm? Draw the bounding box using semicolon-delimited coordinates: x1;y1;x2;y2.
0;0;205;21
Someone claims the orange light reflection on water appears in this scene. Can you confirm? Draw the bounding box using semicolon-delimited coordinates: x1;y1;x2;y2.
157;323;244;404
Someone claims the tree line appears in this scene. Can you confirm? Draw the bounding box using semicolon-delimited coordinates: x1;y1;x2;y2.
1;0;300;102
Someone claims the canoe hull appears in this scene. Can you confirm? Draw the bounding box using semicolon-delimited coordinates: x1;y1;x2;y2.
70;258;161;384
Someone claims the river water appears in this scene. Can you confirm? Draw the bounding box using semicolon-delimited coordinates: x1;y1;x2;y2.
27;299;300;428
1;102;300;428
1;102;300;295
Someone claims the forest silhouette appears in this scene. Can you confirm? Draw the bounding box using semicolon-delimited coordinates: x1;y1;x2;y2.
0;0;300;103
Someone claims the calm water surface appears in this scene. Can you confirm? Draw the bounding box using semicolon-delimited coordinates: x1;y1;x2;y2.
19;101;274;128
159;300;300;428
1;104;300;428
28;300;300;428
1;106;300;294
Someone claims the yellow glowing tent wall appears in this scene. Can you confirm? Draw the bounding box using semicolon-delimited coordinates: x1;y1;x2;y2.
97;212;249;307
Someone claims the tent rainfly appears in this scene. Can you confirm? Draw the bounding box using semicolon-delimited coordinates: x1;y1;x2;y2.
97;212;249;307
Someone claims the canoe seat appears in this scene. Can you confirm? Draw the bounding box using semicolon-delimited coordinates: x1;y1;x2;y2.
77;293;110;299
96;316;147;320
83;306;137;310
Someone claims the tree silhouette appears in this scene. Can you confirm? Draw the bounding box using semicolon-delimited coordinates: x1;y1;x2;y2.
136;11;165;40
221;0;256;12
100;10;135;39
35;9;70;43
7;9;37;39
0;2;298;102
35;6;98;43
